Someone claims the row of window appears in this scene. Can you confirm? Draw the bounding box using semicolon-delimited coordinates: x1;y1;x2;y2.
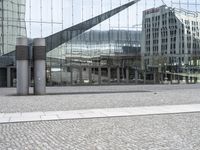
145;44;200;53
144;57;189;65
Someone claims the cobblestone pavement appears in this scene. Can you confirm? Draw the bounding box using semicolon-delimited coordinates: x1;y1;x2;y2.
0;113;200;150
0;84;200;113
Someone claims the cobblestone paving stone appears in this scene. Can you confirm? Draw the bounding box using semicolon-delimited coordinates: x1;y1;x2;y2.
0;113;200;150
0;84;200;113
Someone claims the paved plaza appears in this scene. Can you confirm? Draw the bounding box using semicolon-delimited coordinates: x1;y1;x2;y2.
0;84;200;113
0;84;200;149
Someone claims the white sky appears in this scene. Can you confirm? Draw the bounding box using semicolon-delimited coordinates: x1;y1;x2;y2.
25;0;199;38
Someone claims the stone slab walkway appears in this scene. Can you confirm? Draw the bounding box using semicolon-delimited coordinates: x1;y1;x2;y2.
0;104;200;124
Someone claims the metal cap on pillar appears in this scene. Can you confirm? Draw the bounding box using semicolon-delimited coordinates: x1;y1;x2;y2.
33;38;46;95
16;37;29;95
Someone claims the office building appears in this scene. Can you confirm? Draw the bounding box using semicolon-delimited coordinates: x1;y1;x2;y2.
141;5;200;69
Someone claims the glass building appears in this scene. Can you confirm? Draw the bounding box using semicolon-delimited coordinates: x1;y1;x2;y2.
0;0;26;55
0;0;26;87
31;0;148;85
0;0;199;87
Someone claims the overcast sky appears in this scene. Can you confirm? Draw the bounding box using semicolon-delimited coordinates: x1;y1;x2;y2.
25;0;199;38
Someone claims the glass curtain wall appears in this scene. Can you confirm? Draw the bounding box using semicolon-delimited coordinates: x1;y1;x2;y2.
26;0;146;85
24;0;200;85
0;0;198;85
0;0;26;56
0;0;26;87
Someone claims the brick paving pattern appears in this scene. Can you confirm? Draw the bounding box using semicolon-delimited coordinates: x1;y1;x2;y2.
0;113;200;150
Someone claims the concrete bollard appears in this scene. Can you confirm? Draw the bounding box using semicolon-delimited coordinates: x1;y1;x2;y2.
33;38;46;95
16;37;29;95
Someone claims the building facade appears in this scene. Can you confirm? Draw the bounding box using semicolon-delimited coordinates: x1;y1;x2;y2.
0;0;26;56
141;5;200;70
0;0;26;87
46;30;141;85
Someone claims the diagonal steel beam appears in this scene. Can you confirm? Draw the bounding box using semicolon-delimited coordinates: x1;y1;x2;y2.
45;0;140;53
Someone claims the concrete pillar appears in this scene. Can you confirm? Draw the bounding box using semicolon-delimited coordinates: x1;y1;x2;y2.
98;66;101;85
117;67;120;84
122;67;125;80
108;67;111;84
29;66;32;87
16;37;29;95
190;77;193;84
135;70;138;84
33;38;46;95
160;73;164;84
153;72;156;84
177;75;180;84
126;67;129;84
79;66;82;84
70;67;73;85
49;67;53;86
186;76;189;84
88;66;92;84
170;74;173;84
194;77;198;84
157;72;160;84
7;67;11;87
143;71;146;84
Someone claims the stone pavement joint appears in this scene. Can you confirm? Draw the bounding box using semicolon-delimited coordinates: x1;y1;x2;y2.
0;104;200;124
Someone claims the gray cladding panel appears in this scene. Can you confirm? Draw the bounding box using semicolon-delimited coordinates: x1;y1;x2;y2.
16;46;29;60
33;46;46;60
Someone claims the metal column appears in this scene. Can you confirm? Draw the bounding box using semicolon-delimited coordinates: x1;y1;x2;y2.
33;38;46;95
16;37;29;95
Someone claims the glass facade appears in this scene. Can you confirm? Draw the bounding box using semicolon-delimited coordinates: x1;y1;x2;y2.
0;0;26;55
29;0;144;85
0;0;200;86
46;29;141;85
